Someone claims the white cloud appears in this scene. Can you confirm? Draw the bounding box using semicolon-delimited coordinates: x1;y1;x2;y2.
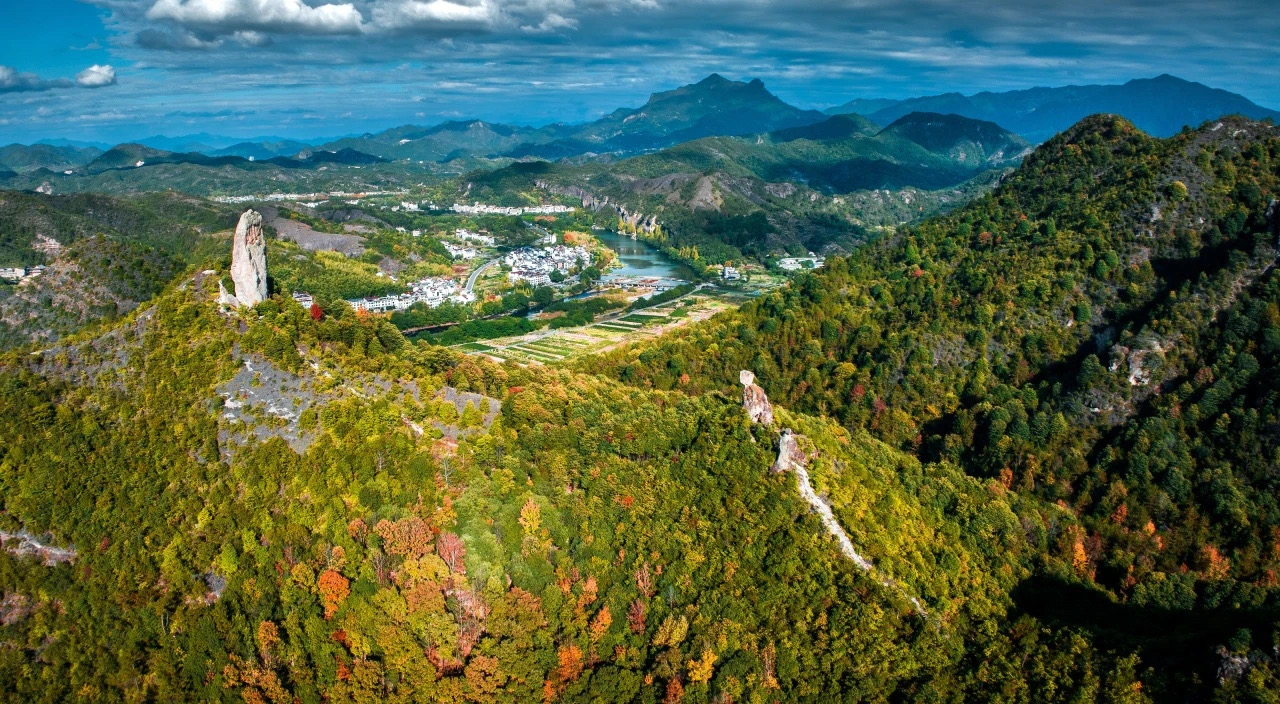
146;0;366;35
521;11;576;32
370;0;498;30
76;65;119;87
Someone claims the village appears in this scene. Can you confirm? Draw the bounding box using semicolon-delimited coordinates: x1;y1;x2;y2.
451;202;575;216
345;276;476;313
503;243;593;286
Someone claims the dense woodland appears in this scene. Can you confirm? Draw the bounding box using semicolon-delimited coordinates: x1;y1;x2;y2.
581;115;1280;697
0;114;1277;702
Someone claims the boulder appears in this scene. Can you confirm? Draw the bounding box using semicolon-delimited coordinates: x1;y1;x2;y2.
230;209;267;307
740;369;773;426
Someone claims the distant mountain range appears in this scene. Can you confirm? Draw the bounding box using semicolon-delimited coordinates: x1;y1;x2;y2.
0;143;102;174
7;73;1276;173
81;144;385;174
597;111;1030;193
131;133;332;154
317;74;829;162
317;120;576;163
503;74;828;158
825;74;1280;142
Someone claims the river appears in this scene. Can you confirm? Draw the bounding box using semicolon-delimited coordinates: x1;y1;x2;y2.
593;229;697;282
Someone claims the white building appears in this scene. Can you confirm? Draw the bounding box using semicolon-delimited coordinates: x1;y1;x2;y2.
503;245;591;285
291;291;315;308
778;256;826;271
721;266;741;280
443;242;480;260
347;277;473;313
455;228;496;247
451;202;575;216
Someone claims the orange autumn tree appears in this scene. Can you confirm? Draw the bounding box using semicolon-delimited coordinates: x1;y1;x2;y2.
317;569;350;619
589;605;612;643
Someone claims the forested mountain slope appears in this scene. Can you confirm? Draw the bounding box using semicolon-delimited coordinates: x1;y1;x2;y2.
580;114;1280;698
0;238;1167;702
0;191;237;349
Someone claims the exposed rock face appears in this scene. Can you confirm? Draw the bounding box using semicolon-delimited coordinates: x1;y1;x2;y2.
740;370;773;425
771;428;807;474
535;181;660;234
229;209;267;307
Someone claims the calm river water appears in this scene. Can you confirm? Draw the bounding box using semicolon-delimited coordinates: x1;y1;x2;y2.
593;229;696;282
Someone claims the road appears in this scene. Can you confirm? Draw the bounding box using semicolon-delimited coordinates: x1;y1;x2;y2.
465;258;499;294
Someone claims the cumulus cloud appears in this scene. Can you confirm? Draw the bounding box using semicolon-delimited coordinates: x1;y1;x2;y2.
0;65;115;93
146;0;366;35
521;11;576;32
0;66;63;92
76;65;119;87
370;0;499;30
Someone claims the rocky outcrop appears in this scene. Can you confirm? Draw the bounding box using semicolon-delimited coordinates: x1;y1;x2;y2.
535;181;659;234
740;370;773;425
0;530;77;566
772;428;807;474
229;209;267;307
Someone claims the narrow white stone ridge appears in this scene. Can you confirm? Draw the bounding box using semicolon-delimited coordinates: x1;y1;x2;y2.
788;452;927;615
781;430;873;571
230;209;268;307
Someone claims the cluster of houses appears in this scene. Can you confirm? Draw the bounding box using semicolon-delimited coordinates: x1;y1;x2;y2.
778;255;826;271
503;245;592;286
1;237;61;284
455;228;496;247
451;202;575;216
346;277;476;314
0;265;45;283
443;242;481;260
213;190;406;205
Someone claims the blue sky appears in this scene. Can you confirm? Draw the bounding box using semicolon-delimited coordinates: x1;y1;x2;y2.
1;0;1278;144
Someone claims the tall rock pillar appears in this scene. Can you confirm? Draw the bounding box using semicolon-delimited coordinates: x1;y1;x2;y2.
230;209;267;307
